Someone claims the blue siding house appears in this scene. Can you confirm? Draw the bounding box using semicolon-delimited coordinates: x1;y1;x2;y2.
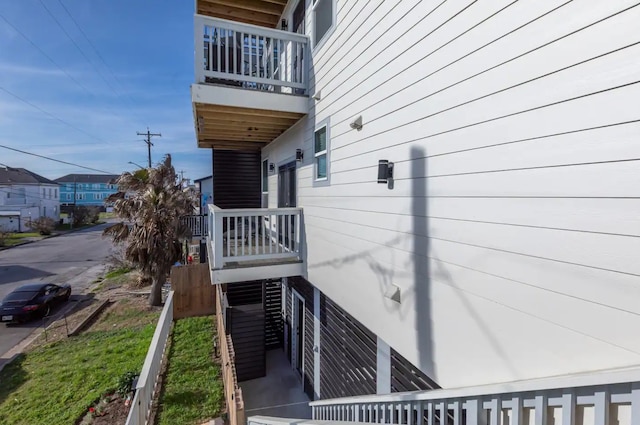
55;174;120;209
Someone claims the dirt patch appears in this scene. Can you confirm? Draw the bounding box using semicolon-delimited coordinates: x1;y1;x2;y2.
77;394;130;425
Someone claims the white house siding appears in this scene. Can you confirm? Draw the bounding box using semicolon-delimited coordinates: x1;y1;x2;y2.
263;0;640;388
0;183;60;225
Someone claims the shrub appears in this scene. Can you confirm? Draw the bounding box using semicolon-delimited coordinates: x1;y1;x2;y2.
26;217;56;235
0;227;7;247
87;206;101;224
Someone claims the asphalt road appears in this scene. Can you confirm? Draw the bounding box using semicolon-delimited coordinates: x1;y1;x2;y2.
0;223;114;357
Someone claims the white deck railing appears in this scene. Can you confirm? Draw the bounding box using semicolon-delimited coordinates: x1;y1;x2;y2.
208;204;303;269
181;214;208;237
195;14;309;93
125;291;174;425
305;367;640;425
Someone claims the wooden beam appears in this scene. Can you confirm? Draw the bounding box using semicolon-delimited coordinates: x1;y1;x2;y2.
196;103;304;120
202;118;296;129
197;3;279;27
199;130;284;139
199;114;299;127
198;140;266;150
201;0;284;16
199;122;286;133
198;133;274;142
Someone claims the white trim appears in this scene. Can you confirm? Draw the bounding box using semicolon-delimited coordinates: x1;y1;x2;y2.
313;118;330;185
291;288;306;382
313;287;320;399
311;0;337;52
211;262;305;284
191;84;308;115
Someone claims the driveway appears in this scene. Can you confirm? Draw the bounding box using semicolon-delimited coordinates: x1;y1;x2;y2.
0;223;114;358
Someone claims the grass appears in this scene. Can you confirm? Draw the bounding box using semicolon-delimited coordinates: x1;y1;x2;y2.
157;316;224;425
105;267;132;280
0;232;42;247
0;303;159;425
99;212;115;219
54;221;104;231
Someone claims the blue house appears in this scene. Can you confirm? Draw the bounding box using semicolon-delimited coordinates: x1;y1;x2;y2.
55;174;120;210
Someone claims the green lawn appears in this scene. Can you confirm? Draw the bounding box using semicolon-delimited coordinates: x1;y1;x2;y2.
0;307;159;425
99;212;115;219
157;316;224;425
105;267;132;280
0;232;41;247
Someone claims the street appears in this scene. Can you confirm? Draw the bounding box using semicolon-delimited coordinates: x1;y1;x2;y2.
0;223;114;357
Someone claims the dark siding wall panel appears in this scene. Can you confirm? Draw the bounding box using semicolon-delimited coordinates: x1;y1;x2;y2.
289;277;315;400
226;281;263;306
319;294;377;399
391;348;439;392
229;303;265;382
265;280;283;350
212;149;261;209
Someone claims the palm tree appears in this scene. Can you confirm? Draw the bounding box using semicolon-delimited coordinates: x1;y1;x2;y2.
103;155;195;306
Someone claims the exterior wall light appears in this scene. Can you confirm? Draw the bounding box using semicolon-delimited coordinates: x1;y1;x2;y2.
269;163;276;173
296;148;304;162
377;160;394;184
350;115;363;131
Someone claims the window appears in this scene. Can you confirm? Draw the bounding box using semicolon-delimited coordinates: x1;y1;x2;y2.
313;0;335;48
77;184;83;190
66;193;72;200
43;188;46;198
262;159;269;193
94;193;102;200
48;188;52;198
76;193;84;200
93;184;100;190
66;183;73;190
314;124;329;180
54;189;57;198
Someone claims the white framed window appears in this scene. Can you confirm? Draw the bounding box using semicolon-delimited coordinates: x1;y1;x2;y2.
313;0;336;49
314;120;330;183
93;184;100;190
66;193;72;200
66;183;73;190
77;184;83;190
76;193;84;200
54;189;57;198
94;193;102;200
48;188;52;198
42;188;46;198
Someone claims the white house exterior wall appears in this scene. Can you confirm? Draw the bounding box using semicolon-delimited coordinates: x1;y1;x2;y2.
0;183;60;224
263;0;640;389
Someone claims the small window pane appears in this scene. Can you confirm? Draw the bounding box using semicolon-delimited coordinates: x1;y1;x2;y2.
316;155;327;179
262;160;269;192
315;127;327;153
314;0;333;45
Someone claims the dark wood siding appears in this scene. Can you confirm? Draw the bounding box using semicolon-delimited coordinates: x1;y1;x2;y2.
229;303;265;382
319;294;377;399
212;149;261;209
265;280;283;350
226;281;263;306
391;348;439;392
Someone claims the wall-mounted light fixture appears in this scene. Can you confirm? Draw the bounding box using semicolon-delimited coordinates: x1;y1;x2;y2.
296;148;304;162
384;284;401;304
269;163;276;173
281;19;288;31
312;90;322;101
350;115;363;131
377;160;394;184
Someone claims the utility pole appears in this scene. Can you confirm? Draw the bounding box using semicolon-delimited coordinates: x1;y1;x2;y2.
136;127;161;168
179;170;185;183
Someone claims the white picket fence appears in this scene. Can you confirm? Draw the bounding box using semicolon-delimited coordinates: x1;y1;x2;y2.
125;291;174;425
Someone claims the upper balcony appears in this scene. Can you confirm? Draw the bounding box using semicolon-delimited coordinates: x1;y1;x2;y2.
206;204;305;284
192;10;310;151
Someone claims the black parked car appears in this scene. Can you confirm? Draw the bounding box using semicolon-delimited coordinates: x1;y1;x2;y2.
0;283;71;324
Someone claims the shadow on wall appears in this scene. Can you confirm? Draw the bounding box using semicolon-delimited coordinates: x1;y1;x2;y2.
411;146;435;380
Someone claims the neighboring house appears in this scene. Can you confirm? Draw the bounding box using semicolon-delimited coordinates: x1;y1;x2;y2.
0;166;60;232
190;1;640;423
194;175;213;215
54;174;120;209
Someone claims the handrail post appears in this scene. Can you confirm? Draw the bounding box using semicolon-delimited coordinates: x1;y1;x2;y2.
213;209;224;269
195;15;205;84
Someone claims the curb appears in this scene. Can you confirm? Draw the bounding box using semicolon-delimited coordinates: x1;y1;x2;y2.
68;299;111;337
0;353;20;374
0;223;105;251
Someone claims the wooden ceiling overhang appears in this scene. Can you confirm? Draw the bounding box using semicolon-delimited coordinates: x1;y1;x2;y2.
195;103;304;150
196;0;288;28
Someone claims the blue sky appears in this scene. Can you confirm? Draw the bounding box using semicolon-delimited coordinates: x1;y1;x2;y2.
0;0;211;182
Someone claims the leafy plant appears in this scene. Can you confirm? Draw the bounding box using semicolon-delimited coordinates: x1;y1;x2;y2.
0;226;7;247
116;371;138;398
103;155;196;306
26;217;56;235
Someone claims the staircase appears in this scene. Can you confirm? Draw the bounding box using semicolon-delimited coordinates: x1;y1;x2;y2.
248;366;640;425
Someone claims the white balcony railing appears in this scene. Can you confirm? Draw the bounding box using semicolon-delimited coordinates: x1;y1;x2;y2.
195;15;309;93
305;366;640;425
181;214;208;238
208;204;303;270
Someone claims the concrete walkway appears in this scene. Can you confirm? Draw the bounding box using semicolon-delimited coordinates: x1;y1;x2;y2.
240;350;312;419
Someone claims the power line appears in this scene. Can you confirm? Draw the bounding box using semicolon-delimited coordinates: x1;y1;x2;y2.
137;128;162;168
36;0;146;126
0;144;115;174
0;12;94;96
0;85;110;144
55;0;147;124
